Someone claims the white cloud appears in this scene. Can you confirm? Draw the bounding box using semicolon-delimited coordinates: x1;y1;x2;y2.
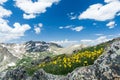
0;5;31;42
104;0;118;3
71;26;83;32
59;25;84;32
0;22;31;42
51;36;111;47
80;36;111;45
0;0;7;5
38;23;43;27
15;0;60;19
70;16;77;20
79;0;120;21
34;23;43;34
51;39;78;47
34;27;41;34
0;6;12;18
64;25;72;29
23;14;36;19
12;22;31;34
52;34;119;46
0;6;12;34
95;34;104;36
106;21;117;29
67;12;77;20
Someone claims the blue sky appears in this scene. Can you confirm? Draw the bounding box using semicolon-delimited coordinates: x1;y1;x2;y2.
0;0;120;46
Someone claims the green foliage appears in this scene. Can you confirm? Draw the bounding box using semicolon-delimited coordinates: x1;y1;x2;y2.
16;57;33;67
15;42;111;76
37;44;104;75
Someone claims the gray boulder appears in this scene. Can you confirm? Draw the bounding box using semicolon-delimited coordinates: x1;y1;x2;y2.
66;41;120;80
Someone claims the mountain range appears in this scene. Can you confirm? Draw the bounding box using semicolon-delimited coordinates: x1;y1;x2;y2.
0;37;120;80
0;41;86;72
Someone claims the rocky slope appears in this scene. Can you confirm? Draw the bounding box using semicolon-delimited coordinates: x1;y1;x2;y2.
0;41;86;73
2;39;120;80
52;44;87;54
0;41;63;59
0;41;86;58
25;41;62;53
0;41;63;74
66;40;120;80
25;41;86;55
1;43;26;59
0;45;18;72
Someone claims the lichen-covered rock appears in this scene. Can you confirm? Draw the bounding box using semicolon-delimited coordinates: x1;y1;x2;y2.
66;41;120;80
32;69;67;80
2;67;28;80
2;41;120;80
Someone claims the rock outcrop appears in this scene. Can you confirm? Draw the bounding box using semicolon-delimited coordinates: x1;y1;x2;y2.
25;41;62;52
0;45;18;72
2;41;120;80
64;41;120;80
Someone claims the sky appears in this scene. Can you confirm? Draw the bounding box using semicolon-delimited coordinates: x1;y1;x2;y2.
0;0;120;46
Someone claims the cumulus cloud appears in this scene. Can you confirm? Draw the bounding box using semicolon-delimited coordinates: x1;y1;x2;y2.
80;36;111;45
12;22;31;34
79;0;120;21
34;23;43;34
0;5;31;42
0;22;31;42
15;0;60;19
59;25;84;32
0;0;7;5
34;27;41;34
0;6;12;33
51;39;78;47
0;6;12;18
106;21;117;29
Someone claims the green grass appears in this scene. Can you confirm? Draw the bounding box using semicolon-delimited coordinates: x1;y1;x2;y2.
14;41;113;76
23;45;104;75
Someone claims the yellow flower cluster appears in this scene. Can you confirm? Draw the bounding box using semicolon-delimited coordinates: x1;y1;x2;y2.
39;48;104;72
21;44;106;75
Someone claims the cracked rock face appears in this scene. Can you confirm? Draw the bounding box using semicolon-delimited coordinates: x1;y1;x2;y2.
2;41;120;80
66;41;120;80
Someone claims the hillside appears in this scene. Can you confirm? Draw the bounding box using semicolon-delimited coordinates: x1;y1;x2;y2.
0;40;86;73
1;37;120;80
0;45;18;72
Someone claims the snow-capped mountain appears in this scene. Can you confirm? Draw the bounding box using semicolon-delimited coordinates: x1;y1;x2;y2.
25;41;62;52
